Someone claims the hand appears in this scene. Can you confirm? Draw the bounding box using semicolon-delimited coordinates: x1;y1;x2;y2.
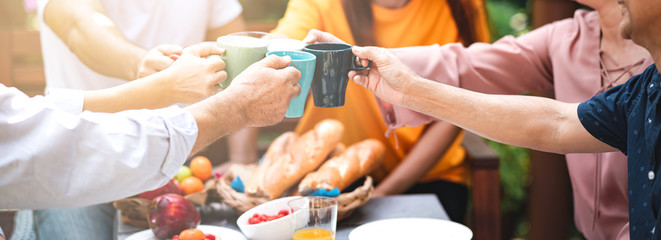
160;42;227;104
302;29;346;44
349;46;418;106
225;55;301;127
136;44;183;79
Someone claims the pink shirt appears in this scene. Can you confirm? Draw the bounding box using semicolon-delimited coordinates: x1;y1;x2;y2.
386;10;653;240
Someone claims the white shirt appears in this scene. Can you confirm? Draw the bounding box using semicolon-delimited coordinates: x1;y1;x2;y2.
0;84;198;209
37;0;243;91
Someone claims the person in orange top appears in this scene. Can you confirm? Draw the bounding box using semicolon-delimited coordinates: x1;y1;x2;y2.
270;0;490;222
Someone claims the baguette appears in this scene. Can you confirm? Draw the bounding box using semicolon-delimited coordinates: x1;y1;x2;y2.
298;139;385;195
244;119;344;199
243;131;297;192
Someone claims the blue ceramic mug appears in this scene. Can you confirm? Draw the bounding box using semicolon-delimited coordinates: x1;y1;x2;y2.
266;50;316;118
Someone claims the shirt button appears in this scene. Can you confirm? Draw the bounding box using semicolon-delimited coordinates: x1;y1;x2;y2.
649;171;655;180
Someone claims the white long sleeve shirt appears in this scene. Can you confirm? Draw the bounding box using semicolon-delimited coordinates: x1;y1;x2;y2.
0;85;198;209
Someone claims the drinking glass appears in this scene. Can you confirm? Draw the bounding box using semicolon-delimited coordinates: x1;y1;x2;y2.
288;197;338;240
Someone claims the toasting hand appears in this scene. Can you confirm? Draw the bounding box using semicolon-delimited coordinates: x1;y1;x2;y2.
349;46;420;106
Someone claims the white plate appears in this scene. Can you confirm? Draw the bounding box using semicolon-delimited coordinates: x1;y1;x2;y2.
125;225;247;240
349;218;472;240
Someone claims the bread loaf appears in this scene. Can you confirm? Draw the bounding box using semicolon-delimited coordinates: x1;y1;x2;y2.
244;119;344;199
298;139;385;195
243;132;297;192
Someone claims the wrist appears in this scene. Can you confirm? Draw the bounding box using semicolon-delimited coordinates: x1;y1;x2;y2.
152;69;179;103
401;76;423;107
214;89;249;130
129;48;149;80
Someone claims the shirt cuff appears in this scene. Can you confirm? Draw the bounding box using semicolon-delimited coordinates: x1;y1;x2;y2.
45;88;84;114
0;226;5;238
157;107;199;177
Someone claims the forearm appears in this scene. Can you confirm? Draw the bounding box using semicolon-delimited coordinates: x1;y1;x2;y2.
83;73;173;113
186;91;247;155
385;32;556;129
44;0;145;80
375;121;462;195
402;77;602;153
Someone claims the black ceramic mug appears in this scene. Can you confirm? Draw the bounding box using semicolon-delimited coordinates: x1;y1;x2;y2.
303;43;369;108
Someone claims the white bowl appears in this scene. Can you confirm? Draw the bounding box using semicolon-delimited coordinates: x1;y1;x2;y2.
237;196;305;240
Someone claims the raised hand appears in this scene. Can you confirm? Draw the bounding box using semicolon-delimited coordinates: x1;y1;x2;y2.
225;54;302;127
349;46;419;106
302;29;346;44
159;42;227;104
136;44;183;79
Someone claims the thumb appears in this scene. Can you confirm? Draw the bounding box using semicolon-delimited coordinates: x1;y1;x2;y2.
352;46;390;65
259;54;292;69
303;29;345;44
183;42;225;58
156;44;183;56
302;29;319;44
351;73;369;89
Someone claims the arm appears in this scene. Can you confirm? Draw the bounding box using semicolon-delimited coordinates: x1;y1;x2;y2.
302;28;557;129
374;121;462;196
83;42;226;112
0;86;197;209
43;0;147;80
0;51;300;209
204;12;261;168
186;54;301;154
349;46;615;154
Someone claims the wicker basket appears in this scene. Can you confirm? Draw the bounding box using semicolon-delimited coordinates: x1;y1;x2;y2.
217;166;374;221
336;176;373;220
113;177;218;227
216;166;270;214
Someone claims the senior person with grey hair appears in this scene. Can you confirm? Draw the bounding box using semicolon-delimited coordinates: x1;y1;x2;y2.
343;0;661;238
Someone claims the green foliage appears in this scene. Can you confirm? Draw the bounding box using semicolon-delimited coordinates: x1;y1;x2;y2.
487;141;530;213
483;1;532;238
486;0;530;41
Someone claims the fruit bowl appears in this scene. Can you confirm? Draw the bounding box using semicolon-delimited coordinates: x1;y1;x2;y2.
236;196;301;240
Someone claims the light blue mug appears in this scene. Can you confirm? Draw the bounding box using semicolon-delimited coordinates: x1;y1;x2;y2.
266;50;316;118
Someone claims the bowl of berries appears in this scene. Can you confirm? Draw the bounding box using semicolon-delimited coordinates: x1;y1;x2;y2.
236;196;302;240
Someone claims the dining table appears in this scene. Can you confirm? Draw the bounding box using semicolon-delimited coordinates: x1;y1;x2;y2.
114;193;450;240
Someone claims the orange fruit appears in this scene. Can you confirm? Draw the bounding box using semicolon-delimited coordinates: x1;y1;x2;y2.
179;228;205;240
180;176;204;195
190;156;212;181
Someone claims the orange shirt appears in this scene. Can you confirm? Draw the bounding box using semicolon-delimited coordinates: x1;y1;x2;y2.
272;0;490;185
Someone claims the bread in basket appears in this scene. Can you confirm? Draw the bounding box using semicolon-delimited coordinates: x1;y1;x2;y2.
216;119;385;220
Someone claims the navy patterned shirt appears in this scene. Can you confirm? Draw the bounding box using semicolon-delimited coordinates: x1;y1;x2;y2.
578;64;661;239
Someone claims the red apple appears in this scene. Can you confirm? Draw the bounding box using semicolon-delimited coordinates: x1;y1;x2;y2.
148;193;201;239
139;179;183;200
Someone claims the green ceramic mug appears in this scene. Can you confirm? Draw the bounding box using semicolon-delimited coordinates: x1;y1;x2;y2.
214;35;268;89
